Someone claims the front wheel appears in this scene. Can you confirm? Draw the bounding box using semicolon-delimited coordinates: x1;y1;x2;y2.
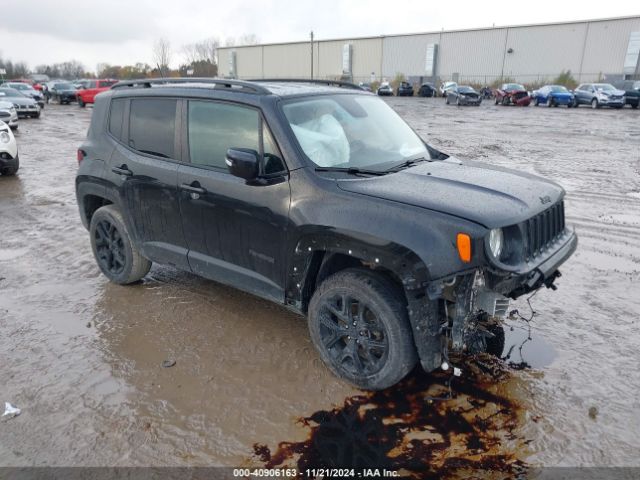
591;98;600;109
308;269;417;390
534;97;540;106
89;205;151;284
445;95;450;104
0;156;19;176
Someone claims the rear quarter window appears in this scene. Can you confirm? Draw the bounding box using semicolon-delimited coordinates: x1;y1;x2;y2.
108;98;126;142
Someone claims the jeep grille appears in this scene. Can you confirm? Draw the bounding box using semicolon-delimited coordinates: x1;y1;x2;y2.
525;201;565;260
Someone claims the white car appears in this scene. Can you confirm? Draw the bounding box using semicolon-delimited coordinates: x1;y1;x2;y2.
0;100;19;130
0;120;19;176
439;81;458;97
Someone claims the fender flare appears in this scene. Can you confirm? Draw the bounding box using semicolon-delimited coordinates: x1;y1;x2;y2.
287;231;443;372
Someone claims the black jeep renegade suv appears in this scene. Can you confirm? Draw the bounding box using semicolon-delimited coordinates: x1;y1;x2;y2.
75;78;577;390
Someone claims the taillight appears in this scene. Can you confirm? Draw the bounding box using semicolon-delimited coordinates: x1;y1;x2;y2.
77;149;86;164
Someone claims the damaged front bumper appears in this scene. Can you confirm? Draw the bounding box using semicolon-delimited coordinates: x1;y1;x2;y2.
410;230;577;372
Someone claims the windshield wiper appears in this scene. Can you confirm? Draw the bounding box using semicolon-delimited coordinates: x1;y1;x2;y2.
314;166;389;176
385;156;430;172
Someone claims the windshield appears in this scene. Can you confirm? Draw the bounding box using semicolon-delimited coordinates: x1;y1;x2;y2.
10;83;30;90
458;86;475;93
504;83;525;91
282;94;428;169
0;88;24;97
594;84;615;91
550;86;569;93
54;83;74;90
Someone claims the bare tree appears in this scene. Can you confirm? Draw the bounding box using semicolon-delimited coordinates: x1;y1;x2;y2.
152;38;172;75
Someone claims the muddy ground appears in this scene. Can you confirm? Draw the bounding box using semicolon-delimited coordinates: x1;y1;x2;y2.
0;98;639;474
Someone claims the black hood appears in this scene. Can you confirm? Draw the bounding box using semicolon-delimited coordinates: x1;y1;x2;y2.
336;158;564;228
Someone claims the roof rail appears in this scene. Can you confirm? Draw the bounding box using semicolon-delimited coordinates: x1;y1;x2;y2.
111;77;270;94
251;78;365;91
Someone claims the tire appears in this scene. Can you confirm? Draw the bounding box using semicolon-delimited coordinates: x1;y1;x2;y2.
495;97;499;105
534;97;540;106
308;268;417;390
89;205;151;285
456;97;461;106
548;96;554;107
33;112;41;119
502;96;510;106
591;98;599;109
632;104;638;109
445;95;450;104
78;98;85;108
0;156;19;176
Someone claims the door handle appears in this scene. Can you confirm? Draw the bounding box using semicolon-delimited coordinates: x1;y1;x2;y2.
180;183;206;195
111;165;133;176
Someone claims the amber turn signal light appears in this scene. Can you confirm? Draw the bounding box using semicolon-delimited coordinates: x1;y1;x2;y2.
456;233;472;263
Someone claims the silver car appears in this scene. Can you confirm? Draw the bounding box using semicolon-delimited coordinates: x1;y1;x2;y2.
4;82;45;108
0;87;41;118
0;100;19;130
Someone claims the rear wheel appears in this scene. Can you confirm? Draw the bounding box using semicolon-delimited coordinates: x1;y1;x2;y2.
308;268;417;390
89;205;151;284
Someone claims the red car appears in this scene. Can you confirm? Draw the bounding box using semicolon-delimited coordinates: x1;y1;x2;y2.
76;79;117;107
494;83;531;106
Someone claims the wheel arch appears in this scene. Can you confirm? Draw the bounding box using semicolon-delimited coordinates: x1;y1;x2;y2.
286;231;431;313
75;180;117;229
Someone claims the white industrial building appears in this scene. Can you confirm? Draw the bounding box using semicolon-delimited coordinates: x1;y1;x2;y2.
218;16;640;85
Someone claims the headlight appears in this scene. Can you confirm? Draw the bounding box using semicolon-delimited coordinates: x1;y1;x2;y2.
0;131;10;144
488;228;503;259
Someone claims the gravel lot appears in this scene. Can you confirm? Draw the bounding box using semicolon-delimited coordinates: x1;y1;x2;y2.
0;98;638;474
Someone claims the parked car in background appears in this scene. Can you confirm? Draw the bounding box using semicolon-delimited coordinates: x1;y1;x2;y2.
0;87;41;118
532;85;574;107
5;82;45;108
0;120;19;176
48;82;78;104
439;81;457;97
0;100;19;129
573;83;625;109
612;80;640;108
76;79;118;107
445;85;482;106
396;81;414;96
494;83;531;106
358;82;373;92
418;82;436;97
377;82;393;96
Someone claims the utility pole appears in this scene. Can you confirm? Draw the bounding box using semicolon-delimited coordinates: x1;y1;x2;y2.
310;30;314;80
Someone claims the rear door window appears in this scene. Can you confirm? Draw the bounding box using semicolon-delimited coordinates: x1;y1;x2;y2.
128;98;177;159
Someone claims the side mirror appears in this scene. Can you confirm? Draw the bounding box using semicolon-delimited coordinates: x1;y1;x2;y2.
226;148;260;180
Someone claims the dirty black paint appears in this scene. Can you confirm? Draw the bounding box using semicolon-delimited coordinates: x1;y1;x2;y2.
253;356;528;479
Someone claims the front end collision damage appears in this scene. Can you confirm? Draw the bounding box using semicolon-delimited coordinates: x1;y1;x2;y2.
286;225;575;374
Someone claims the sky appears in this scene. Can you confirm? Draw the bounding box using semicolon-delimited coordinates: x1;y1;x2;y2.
1;0;638;73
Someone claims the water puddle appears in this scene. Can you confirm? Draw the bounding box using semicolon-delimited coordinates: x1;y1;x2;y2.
250;324;565;477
